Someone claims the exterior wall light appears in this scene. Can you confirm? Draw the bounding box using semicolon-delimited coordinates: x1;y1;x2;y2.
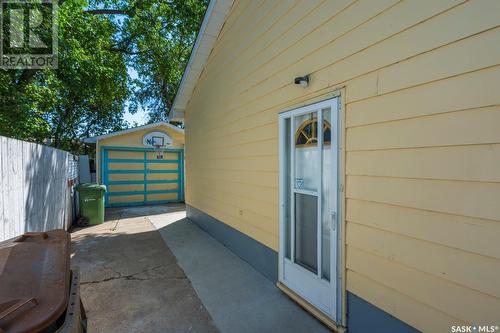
294;75;310;88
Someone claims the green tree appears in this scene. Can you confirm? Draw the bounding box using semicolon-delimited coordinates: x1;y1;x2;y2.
88;0;207;122
0;0;207;152
0;0;129;151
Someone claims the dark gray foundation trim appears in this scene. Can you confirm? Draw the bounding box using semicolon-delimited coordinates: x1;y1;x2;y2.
347;292;421;333
186;204;278;282
187;204;421;333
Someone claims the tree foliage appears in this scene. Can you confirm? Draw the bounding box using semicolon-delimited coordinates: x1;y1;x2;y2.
0;0;207;152
115;0;207;122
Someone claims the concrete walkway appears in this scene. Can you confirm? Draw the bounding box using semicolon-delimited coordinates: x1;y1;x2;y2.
72;204;330;333
148;205;331;333
70;205;218;333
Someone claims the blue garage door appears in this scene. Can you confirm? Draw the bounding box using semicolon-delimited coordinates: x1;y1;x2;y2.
101;146;184;207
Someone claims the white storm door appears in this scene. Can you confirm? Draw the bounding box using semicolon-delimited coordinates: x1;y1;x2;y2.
278;98;340;321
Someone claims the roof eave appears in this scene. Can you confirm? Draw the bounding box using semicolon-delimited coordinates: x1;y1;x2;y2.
84;121;184;142
170;0;234;121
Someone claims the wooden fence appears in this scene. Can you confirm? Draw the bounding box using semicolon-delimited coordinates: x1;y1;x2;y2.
0;136;78;241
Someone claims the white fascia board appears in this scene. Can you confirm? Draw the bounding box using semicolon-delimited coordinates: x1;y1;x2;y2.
170;0;234;121
84;122;184;143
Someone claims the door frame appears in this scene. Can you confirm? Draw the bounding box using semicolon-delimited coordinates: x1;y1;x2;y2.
278;91;345;325
100;145;184;207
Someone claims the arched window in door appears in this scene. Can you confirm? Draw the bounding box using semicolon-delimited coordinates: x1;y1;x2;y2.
295;117;331;147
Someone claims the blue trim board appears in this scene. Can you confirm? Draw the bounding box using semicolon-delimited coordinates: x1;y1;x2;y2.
108;169;178;174
108;179;178;185
107;158;179;164
144;151;148;203
180;150;185;201
108;189;178;196
107;200;180;207
100;146;104;184
177;150;182;201
186;204;420;333
103;149;109;204
101;145;183;152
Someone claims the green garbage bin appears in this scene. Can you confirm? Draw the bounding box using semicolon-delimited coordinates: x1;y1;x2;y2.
75;183;106;225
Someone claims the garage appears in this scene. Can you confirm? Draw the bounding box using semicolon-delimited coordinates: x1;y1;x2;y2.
84;122;184;207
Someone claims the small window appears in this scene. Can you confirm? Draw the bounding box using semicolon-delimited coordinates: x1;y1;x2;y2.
295;117;331;148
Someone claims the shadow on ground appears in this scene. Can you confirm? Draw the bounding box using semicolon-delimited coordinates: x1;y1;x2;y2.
72;203;330;333
149;210;332;333
104;204;186;221
71;204;218;333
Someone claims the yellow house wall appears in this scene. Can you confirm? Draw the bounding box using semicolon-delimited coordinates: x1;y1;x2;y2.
96;124;184;203
184;0;500;331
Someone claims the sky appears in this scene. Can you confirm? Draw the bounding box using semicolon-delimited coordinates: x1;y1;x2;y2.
124;67;148;126
124;104;147;125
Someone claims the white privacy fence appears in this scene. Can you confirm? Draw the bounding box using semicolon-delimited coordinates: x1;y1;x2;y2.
0;135;78;241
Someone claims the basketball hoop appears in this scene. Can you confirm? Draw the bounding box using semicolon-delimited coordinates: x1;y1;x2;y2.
154;144;164;159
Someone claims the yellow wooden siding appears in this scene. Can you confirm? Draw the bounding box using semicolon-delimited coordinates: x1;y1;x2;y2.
99;125;184;149
184;0;500;330
145;151;179;160
347;144;500;182
147;192;178;201
107;150;141;159
146;173;178;181
347;246;500;323
108;184;144;192
108;173;144;181
346;199;500;260
148;183;177;191
108;162;143;170
346;269;465;333
108;194;144;204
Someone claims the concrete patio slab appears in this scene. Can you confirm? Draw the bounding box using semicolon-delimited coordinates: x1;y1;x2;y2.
71;205;218;333
148;206;331;333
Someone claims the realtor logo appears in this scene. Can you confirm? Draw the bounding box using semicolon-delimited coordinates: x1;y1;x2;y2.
0;0;58;69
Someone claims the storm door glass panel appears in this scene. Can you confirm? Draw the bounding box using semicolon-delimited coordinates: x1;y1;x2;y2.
294;112;319;191
284;118;291;259
321;107;332;281
294;193;318;273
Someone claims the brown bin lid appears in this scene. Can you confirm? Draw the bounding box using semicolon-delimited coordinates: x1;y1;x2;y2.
0;230;70;333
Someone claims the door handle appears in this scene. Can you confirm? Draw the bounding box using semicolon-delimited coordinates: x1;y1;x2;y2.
331;211;336;231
